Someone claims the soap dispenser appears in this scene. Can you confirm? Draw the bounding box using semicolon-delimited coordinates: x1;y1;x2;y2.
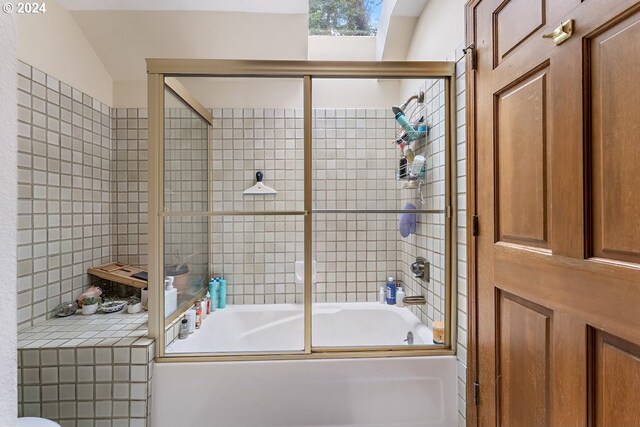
164;276;177;316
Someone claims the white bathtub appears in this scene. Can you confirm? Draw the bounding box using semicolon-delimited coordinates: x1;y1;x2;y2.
166;302;435;353
153;356;458;427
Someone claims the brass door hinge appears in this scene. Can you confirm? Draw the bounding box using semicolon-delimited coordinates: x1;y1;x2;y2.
462;43;476;70
474;382;480;406
472;215;479;237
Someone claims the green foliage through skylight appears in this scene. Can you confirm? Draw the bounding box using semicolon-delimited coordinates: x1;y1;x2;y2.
309;0;382;36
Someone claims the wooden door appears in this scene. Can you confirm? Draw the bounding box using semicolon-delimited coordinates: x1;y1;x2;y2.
467;0;640;426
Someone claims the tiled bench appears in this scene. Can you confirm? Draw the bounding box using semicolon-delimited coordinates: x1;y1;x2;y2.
17;311;154;427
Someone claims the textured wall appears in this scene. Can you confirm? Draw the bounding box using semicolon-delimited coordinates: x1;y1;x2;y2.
0;10;18;427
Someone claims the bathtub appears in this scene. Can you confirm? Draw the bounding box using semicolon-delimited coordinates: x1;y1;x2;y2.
155;303;456;426
153;356;458;427
166;302;435;353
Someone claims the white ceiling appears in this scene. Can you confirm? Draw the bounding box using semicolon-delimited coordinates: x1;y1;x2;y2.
58;0;308;13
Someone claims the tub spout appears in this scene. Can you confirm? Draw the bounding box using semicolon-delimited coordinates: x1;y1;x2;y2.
403;295;427;306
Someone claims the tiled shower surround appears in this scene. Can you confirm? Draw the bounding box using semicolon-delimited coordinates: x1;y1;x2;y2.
16;61;114;330
397;78;447;327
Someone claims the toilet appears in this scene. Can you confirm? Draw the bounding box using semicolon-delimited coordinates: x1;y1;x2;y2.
18;418;61;427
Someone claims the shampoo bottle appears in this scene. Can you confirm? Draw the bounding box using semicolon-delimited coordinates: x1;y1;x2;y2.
386;277;396;305
379;287;386;304
208;279;217;313
218;276;227;309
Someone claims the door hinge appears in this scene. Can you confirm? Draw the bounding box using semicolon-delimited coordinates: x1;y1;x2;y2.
473;382;480;406
472;214;479;237
462;43;476;70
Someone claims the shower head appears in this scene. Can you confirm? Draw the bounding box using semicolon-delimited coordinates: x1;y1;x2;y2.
392;91;425;143
392;91;425;116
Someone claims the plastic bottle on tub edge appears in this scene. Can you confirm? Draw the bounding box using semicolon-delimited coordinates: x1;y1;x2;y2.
185;308;196;334
379;286;386;304
396;285;405;307
386;277;396;305
218;276;227;309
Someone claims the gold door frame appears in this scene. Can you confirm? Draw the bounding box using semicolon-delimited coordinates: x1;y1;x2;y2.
147;59;457;362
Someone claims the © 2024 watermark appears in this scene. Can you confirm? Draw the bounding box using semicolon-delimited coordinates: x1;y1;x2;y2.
3;2;46;13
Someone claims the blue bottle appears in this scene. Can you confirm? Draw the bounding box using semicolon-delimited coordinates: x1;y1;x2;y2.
218;276;227;309
386;277;396;305
208;279;217;313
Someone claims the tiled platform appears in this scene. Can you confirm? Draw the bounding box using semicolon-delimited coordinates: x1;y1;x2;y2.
17;311;154;427
18;311;148;349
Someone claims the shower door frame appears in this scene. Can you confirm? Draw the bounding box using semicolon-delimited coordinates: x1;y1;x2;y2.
147;59;458;362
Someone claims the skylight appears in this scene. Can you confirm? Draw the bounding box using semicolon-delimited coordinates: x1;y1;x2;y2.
309;0;382;36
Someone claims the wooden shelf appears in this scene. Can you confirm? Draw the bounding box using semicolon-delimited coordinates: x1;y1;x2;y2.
88;262;148;289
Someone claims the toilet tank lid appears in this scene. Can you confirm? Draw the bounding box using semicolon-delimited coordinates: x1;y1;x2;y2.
18;418;61;427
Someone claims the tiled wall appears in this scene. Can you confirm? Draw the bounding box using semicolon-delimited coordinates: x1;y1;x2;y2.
454;53;468;427
111;109;148;268
397;78;447;328
206;108;404;303
16;61;114;330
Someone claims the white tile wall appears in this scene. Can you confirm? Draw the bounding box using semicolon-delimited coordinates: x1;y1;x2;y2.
454;53;468;427
397;78;447;328
16;61;114;330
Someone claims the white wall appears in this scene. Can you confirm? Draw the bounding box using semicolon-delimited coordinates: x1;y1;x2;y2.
308;36;376;60
0;10;18;427
405;0;465;62
17;0;113;105
401;0;465;98
176;77;403;109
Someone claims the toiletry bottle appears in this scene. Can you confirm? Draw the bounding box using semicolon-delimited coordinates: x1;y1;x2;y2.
396;285;405;307
399;157;407;179
178;318;189;339
205;291;212;315
186;308;196;334
200;296;207;322
195;301;202;329
411;155;426;176
403;145;415;163
386;277;396;305
164;278;178;316
218;276;227;309
208;279;217;313
379;286;386;304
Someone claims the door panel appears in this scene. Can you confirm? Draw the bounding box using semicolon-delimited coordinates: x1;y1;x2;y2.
494;0;546;66
495;68;550;248
591;331;640;427
497;291;551;427
469;0;640;426
590;12;640;264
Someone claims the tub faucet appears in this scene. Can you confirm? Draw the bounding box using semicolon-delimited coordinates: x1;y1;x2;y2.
411;257;429;281
403;295;427;306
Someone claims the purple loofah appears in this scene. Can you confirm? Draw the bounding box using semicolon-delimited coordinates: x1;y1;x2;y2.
399;202;417;237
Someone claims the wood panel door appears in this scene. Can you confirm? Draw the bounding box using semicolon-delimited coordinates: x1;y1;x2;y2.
467;0;640;426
